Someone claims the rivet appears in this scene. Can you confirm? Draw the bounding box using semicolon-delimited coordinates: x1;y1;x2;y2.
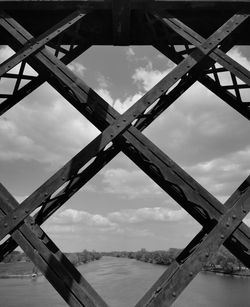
205;252;209;258
44;192;48;196
172;292;176;297
242;208;247;213
62;177;65;181
110;134;114;137
123;119;127;122
232;214;237;220
117;124;120;128
220;234;225;239
4;223;8;228
25;209;29;213
13;215;17;220
189;272;193;277
226;222;230;228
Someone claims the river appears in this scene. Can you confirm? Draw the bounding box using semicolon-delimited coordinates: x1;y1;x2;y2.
0;256;249;306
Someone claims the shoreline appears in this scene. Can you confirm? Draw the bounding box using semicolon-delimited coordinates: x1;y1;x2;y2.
0;273;42;279
202;269;250;278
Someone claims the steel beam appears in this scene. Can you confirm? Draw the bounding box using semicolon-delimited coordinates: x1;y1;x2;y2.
0;11;246;243
0;184;108;307
135;176;250;307
0;12;249;270
0;7;249;307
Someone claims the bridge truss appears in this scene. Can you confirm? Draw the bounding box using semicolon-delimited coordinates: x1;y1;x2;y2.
0;1;249;306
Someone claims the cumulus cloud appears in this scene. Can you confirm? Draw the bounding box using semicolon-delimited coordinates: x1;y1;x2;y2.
101;168;163;198
51;208;116;228
108;207;187;223
132;61;173;91
96;87;143;114
45;206;187;239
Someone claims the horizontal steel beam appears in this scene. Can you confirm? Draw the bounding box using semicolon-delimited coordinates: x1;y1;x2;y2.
0;0;250;11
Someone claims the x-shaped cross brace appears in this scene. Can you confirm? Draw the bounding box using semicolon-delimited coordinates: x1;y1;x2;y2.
0;10;249;307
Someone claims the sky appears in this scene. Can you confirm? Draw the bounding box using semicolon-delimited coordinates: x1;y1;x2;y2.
0;44;250;252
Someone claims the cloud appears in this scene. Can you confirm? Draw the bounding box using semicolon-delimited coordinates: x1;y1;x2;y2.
132;61;173;91
101;168;163;198
45;206;187;239
51;208;116;228
96;87;143;114
108;207;187;223
96;74;111;89
67;61;86;78
126;47;135;58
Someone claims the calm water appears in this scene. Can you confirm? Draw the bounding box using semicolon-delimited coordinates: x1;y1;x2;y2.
0;256;249;307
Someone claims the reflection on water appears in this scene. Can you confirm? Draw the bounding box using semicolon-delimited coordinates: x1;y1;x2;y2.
0;256;249;307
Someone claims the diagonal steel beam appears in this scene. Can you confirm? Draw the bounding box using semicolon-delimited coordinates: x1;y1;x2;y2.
0;184;109;307
135;176;250;307
0;11;246;238
0;10;85;78
153;39;250;119
157;12;250;89
0;43;91;116
0;12;249;268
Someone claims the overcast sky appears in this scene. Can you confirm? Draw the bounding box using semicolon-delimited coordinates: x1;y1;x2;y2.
0;45;249;252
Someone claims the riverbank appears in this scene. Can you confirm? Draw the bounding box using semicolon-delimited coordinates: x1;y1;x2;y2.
0;262;40;279
203;269;250;278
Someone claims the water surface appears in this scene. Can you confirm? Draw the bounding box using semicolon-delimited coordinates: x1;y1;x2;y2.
0;256;249;306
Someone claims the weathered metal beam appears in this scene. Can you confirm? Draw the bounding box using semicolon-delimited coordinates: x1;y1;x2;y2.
0;43;91;116
0;12;249;271
1;71;249;269
0;0;250;11
0;10;85;78
135;176;250;307
0;11;244;242
0;184;109;307
157;13;250;88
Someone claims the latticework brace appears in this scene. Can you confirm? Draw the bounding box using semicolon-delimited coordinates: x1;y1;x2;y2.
0;1;249;306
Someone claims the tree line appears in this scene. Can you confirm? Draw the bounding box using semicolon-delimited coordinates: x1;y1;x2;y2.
2;249;102;267
102;246;247;274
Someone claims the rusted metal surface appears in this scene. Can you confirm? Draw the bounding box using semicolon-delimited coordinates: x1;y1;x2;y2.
0;1;249;307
